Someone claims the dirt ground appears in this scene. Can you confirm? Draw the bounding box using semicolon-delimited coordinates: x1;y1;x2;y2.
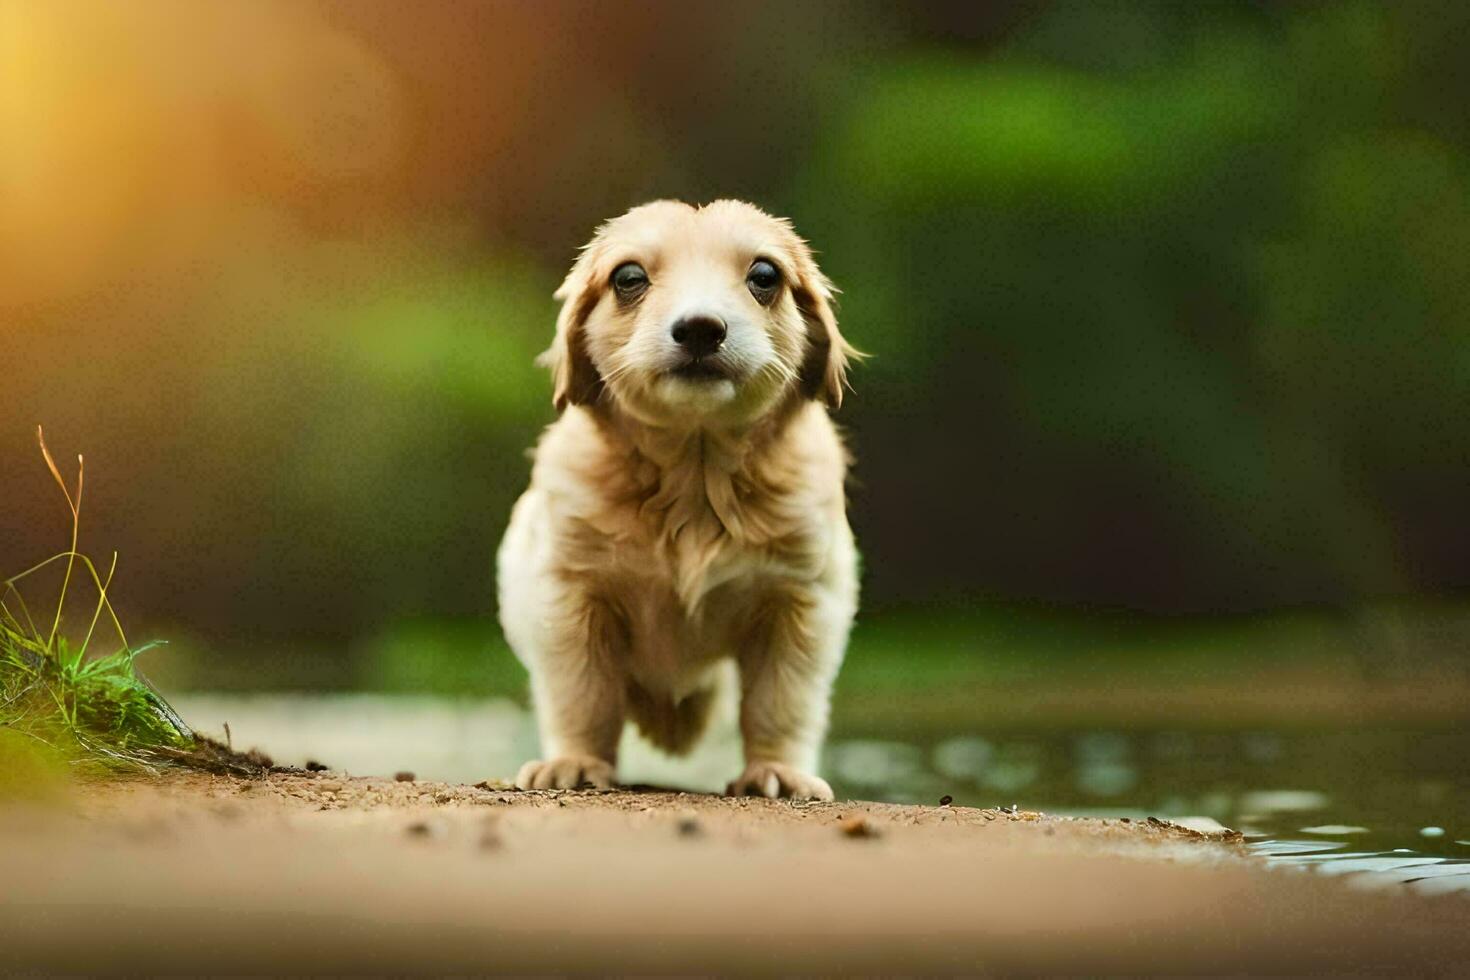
2;770;1467;976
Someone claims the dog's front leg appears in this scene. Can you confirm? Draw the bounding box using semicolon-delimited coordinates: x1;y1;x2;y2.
728;591;850;801
515;595;626;791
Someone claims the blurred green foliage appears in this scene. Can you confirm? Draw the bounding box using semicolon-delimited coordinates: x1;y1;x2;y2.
0;729;71;802
795;0;1470;609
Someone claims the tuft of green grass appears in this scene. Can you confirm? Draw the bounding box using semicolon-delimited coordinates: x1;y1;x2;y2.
1;427;193;773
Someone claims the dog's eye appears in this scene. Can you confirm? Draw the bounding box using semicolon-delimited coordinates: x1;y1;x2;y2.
611;262;648;298
746;259;781;303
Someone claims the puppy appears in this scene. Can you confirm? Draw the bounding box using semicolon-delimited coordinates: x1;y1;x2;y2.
498;200;859;800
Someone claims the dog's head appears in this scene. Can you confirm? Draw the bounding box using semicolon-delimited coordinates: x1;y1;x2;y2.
540;200;857;426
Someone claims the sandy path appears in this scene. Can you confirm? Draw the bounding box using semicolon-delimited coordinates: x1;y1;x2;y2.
2;771;1466;975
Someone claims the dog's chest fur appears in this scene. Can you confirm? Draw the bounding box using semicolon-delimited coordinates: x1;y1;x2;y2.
535;405;840;684
601;426;822;604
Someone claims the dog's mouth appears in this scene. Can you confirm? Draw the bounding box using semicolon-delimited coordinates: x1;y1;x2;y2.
668;359;732;382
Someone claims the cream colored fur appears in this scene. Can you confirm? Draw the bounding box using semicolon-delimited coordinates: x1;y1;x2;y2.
498;200;859;800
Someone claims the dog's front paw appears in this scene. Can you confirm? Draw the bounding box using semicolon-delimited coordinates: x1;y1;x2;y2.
515;755;616;791
726;761;833;801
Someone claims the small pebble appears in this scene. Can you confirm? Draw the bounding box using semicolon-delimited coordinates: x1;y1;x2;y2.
839;815;880;839
677;817;702;838
394;771;416;783
938;795;953;807
305;760;329;772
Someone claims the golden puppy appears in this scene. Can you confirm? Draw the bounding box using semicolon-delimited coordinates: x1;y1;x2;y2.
498;200;859;800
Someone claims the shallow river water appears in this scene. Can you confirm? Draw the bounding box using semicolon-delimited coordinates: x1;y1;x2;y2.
826;727;1470;895
172;694;1470;896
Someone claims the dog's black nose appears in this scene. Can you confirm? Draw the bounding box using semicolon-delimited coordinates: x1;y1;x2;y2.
670;315;727;358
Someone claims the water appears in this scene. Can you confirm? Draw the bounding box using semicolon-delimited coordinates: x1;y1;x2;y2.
172;694;1470;895
825;727;1470;894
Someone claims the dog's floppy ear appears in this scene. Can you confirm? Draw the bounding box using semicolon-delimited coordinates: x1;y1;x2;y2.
791;249;861;410
538;251;605;412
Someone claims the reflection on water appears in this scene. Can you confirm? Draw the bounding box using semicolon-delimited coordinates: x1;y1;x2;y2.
825;727;1470;895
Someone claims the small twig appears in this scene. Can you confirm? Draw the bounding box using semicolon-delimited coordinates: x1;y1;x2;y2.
37;426;83;654
78;552;119;660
